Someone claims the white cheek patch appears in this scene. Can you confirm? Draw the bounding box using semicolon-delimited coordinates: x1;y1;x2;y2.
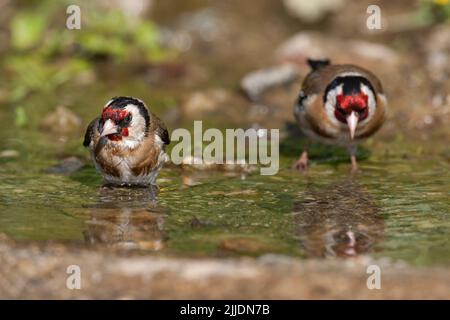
324;84;343;127
360;84;376;125
124;104;146;144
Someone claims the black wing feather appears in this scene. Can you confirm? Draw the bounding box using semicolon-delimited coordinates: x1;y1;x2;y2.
152;114;170;145
83;118;100;147
157;125;170;145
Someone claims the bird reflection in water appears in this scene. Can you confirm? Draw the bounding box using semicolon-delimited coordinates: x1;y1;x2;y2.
83;186;165;251
293;178;384;258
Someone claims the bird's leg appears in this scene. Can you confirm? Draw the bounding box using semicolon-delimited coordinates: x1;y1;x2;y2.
293;150;309;171
293;140;311;171
148;184;159;202
351;155;358;171
348;145;358;172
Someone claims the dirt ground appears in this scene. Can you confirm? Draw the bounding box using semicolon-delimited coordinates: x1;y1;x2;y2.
1;239;449;299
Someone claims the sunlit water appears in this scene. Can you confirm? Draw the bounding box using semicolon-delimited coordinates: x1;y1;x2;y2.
1;130;449;267
0;80;448;267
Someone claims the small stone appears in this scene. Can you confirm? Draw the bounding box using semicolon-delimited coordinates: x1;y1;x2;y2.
39;106;83;135
99;0;153;18
181;89;235;118
181;155;218;170
47;156;85;175
276;32;328;64
283;0;346;23
182;175;203;187
276;31;400;69
219;237;272;254
223;159;258;173
0;150;19;158
241;64;299;101
0;233;10;241
425;25;450;82
348;40;399;65
137;240;163;251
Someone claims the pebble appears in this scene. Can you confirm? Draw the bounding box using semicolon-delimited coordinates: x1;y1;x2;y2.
282;0;346;23
276;31;399;68
181;89;237;118
40;106;83;136
0;150;19;158
47;156;85;175
241;64;299;102
219;237;273;254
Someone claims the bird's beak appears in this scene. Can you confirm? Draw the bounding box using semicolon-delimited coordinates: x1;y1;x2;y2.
100;119;119;137
346;111;359;140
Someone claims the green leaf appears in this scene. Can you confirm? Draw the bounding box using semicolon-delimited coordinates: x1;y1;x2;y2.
11;12;47;50
15;107;28;127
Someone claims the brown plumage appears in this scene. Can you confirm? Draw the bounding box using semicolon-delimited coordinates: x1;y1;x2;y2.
84;97;170;186
294;59;387;171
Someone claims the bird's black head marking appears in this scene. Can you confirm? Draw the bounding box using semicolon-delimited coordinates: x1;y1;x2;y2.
323;76;375;104
107;96;150;132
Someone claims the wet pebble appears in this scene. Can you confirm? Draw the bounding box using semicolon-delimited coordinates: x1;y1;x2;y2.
241;64;299;102
282;0;346;23
181;156;218;170
219;237;273;254
0;233;10;241
137;240;164;251
39;106;83;136
275;31;399;68
47;156;85;175
180;156;258;174
425;25;450;82
181;89;238;118
0;150;19;158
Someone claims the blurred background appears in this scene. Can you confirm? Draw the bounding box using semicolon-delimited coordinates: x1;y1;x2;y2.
0;0;449;299
0;0;449;141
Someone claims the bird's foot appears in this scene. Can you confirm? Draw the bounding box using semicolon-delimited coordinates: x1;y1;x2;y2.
350;155;359;173
293;151;308;171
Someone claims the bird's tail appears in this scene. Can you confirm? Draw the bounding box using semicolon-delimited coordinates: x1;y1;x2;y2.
307;58;330;71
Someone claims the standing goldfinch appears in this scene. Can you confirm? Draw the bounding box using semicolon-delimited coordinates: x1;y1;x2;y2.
294;59;387;171
83;97;170;187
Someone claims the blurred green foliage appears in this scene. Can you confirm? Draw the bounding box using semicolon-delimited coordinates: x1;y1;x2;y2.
418;0;450;25
11;11;48;50
14;106;28;127
2;1;170;106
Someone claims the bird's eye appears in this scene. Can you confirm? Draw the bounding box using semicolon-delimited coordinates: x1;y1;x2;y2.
337;107;346;116
124;114;132;123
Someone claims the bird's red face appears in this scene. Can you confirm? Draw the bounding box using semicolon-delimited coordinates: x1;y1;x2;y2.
334;93;369;123
100;106;132;141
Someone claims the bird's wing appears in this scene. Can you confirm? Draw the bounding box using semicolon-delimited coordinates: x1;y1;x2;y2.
126;114;170;177
151;113;170;145
83;117;100;148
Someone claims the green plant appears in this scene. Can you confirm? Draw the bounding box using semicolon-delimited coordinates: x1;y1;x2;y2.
3;2;171;102
417;0;450;25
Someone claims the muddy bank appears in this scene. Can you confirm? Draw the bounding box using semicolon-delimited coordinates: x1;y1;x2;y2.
1;241;449;299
